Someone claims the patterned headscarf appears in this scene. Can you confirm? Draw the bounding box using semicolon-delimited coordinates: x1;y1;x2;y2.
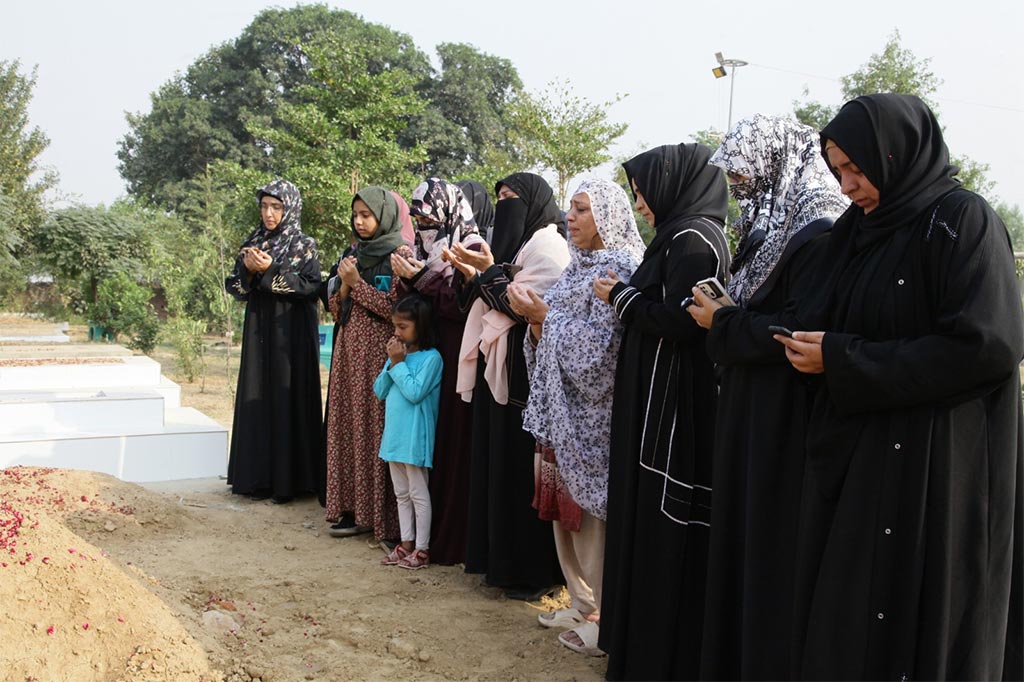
409;178;482;273
710;115;848;305
522;178;644;520
238;179;317;277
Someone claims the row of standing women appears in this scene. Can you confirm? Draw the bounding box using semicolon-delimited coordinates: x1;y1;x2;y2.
224;93;1022;681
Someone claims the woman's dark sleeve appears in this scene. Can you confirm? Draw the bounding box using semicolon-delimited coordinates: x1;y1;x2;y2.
410;244;483;322
253;252;322;300
225;256;252;301
475;265;530;324
707;233;829;366
823;199;1024;413
608;231;718;342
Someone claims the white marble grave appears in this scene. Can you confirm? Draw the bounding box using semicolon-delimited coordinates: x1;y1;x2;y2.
0;344;227;482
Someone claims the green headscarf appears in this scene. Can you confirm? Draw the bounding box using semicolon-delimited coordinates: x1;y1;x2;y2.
352;186;406;270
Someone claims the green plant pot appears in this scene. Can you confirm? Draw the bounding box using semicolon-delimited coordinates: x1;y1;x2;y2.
87;322;115;343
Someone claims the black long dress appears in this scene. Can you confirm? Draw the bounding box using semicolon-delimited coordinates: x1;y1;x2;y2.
462;172;567;593
460;262;563;592
698;229;830;680
791;191;1023;681
226;251;323;499
790;94;1022;681
599;142;731;681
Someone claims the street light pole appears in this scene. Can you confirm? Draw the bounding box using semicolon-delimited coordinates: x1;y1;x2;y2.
713;52;748;132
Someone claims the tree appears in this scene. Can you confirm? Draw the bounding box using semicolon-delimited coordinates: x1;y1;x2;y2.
840;30;941;111
995;201;1024;252
403;42;525;182
32;206;152;307
0;60;56;266
792;31;993;197
245;36;426;256
792;86;837;131
510;84;628;206
117;5;431;210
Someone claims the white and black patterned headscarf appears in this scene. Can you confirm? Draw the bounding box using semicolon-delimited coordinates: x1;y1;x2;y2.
237;179;317;277
409;177;481;275
710;115;848;305
522;178;644;520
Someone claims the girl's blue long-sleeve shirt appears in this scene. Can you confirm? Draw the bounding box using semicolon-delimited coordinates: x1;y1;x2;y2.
372;348;443;467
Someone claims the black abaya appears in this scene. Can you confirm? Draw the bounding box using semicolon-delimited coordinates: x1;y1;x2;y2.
790;95;1022;680
599;142;731;681
227;255;323;499
698;229;829;680
461;269;562;592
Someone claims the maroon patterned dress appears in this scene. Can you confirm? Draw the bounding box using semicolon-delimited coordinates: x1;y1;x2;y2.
324;245;413;540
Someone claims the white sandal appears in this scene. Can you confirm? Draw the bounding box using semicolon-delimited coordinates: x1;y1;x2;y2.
537;607;586;629
558;621;604;657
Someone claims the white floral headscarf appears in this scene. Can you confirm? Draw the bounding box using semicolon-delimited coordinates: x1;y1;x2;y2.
522;178;644;520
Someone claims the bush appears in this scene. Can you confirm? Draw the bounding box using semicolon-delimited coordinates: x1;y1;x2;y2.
167;316;207;383
89;272;160;354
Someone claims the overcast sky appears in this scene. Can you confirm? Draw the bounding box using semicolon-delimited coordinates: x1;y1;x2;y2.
5;0;1023;209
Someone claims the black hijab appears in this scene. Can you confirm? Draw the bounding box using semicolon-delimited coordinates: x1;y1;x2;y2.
622;142;729;249
490;173;566;264
820;93;960;249
457;180;495;234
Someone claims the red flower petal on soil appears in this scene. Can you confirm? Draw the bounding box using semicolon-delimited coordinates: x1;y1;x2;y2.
82;623;89;630
46;626;54;635
80;496;88;502
117;616;125;623
67;548;76;554
41;557;50;564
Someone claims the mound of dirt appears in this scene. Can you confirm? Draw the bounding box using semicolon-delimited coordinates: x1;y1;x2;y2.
1;467;606;682
0;467;221;681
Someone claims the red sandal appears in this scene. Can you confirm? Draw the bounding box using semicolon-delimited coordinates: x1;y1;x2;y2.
380;544;411;566
398;549;429;570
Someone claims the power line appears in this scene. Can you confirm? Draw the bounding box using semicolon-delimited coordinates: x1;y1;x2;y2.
746;62;1024;114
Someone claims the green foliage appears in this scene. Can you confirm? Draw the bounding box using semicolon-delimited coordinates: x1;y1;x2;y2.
792;86;837;131
791;31;995;200
951;154;995;197
32;206;153;306
995;202;1024;251
89;272;160;354
509;84;628;207
247;36;426;256
117;5;431;211
147;166;250;336
405;42;525;182
167;316;208;384
840;30;942;110
0;60;56;272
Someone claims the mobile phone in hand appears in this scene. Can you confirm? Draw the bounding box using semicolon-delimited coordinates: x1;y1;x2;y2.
695;277;736;306
768;325;794;338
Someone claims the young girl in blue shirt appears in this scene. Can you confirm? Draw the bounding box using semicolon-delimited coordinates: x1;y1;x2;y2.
373;295;443;570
